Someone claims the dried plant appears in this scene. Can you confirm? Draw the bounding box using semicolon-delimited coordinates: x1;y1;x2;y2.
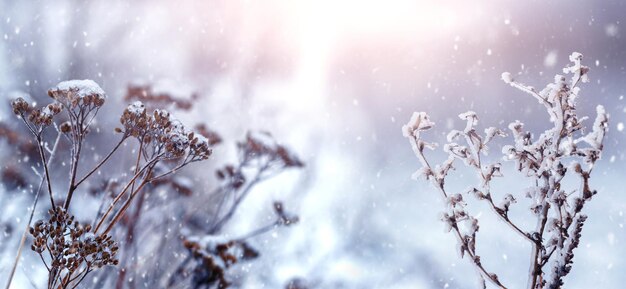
183;201;298;289
30;207;118;289
166;131;304;289
284;278;311;289
209;131;303;233
8;79;211;289
403;53;607;288
124;82;198;111
63;84;304;289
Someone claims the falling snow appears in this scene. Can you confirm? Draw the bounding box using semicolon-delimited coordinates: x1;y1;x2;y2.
0;1;624;289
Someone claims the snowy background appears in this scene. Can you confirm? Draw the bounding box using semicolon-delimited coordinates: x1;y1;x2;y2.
1;0;625;288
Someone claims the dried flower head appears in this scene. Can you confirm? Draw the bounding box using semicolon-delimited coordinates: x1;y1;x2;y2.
48;79;106;109
10;97;31;115
120;101;148;137
239;131;304;168
27;103;63;127
183;236;260;289
124;82;196;110
195;124;223;146
30;207;118;287
60;121;72;134
120;101;212;160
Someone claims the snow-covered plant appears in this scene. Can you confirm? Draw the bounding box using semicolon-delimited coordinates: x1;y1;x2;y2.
166;131;303;289
182;201;298;289
79;85;303;289
8;80;211;289
403;53;607;289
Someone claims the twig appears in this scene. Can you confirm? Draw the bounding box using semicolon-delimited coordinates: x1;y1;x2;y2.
36;135;56;210
4;131;62;289
74;136;127;189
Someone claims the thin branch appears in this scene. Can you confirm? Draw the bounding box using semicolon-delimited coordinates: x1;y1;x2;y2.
210;170;264;233
410;136;507;289
102;178;151;236
149;158;193;181
93;157;158;233
36;135;56;210
74;136;127;189
4;131;62;289
64;132;83;209
234;219;281;242
463;131;534;243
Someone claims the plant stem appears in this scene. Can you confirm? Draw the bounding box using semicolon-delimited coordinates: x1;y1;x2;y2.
93;158;156;233
36;135;56;210
102;178;150;235
74;136;127;189
64;133;83;210
4;133;61;289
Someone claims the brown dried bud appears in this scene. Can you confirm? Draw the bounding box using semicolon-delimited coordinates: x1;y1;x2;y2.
11;97;30;115
60;121;72;133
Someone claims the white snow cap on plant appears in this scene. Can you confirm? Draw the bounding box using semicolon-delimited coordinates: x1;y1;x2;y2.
581;105;608;150
563;52;590;83
569;52;583;62
55;79;106;98
501;72;514;84
484;127;506;143
127;101;146;116
402;112;434;137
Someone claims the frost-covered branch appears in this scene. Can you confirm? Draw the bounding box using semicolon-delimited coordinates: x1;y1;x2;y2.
403;113;507;289
404;52;607;289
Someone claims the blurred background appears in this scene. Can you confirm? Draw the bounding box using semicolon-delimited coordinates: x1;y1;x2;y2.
0;0;625;288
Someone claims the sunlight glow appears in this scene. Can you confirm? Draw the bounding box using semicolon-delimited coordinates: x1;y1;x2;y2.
260;0;472;110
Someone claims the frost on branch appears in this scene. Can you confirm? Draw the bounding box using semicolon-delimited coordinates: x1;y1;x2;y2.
402;111;435;137
403;52;607;289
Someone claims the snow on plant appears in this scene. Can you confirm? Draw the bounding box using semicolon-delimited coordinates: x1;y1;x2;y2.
167;131;303;289
94;84;304;289
8;80;212;289
403;53;607;289
182;201;299;289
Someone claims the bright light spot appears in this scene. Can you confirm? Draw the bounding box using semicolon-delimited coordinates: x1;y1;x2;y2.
328;257;364;282
605;23;619;37
617;122;624;132
544;50;558;67
607;232;615;245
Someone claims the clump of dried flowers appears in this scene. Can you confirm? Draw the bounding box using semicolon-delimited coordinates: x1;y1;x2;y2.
9;80;211;289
